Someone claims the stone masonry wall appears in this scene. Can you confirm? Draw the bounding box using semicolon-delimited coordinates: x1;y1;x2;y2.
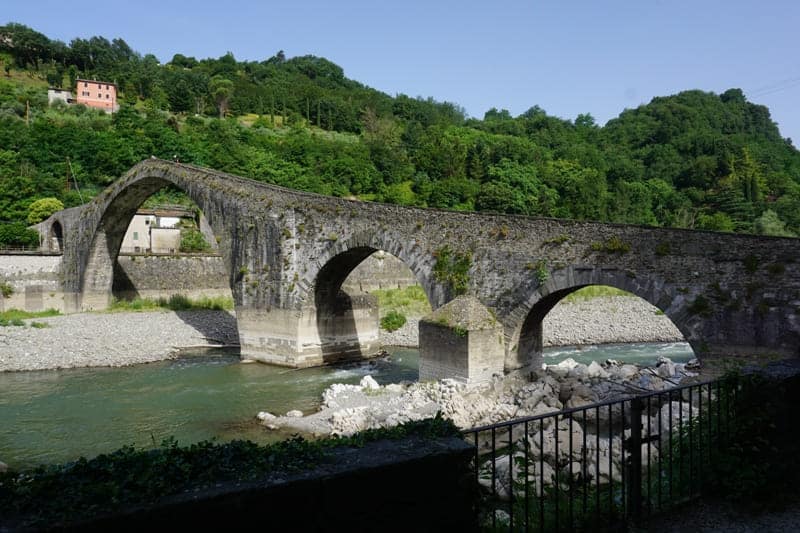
0;254;64;312
341;251;417;293
113;254;232;300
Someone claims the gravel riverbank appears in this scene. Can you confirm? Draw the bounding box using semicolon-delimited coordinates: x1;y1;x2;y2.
1;296;681;372
0;310;239;372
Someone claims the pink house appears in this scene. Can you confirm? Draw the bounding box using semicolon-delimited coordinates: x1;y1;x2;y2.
75;79;119;113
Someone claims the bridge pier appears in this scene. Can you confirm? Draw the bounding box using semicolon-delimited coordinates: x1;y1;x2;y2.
236;294;381;368
419;296;506;383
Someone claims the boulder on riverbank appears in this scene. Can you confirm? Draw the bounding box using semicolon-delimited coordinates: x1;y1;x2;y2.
257;357;697;438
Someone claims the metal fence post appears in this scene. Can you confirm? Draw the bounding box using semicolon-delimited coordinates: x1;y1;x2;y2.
627;397;643;525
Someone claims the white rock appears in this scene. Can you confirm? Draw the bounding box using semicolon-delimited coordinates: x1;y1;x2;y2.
657;401;698;437
569;364;589;379
615;364;640;380
359;375;380;390
286;409;303;418
256;411;276;421
0;461;7;473
587;361;610;379
556;357;580;370
656;361;676;379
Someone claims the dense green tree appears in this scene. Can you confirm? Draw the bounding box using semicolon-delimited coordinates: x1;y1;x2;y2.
27;197;64;224
209;75;234;118
753;209;794;237
0;23;799;239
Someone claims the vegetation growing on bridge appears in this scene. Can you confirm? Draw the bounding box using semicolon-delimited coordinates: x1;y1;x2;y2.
433;245;472;295
1;23;800;243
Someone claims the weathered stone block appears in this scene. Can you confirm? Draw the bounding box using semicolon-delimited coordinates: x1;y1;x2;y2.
419;296;504;383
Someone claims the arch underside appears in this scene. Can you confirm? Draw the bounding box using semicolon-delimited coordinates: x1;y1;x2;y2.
508;267;697;371
79;175;231;310
312;244;437;364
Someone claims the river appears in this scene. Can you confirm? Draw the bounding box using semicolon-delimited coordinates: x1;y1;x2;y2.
0;343;693;469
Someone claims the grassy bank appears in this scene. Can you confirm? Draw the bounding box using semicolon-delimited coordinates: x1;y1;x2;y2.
106;295;234;313
0;308;60;327
371;285;432;318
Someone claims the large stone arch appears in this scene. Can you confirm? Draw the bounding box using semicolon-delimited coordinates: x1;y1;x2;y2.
504;266;699;371
76;169;237;311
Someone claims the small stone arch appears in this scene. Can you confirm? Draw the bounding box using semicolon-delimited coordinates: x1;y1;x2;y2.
505;266;700;371
50;220;64;253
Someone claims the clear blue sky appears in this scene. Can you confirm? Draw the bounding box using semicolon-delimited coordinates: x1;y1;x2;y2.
7;0;800;142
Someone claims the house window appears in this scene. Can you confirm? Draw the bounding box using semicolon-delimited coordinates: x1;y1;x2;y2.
106;94;109;99
106;84;109;90
133;231;139;240
98;93;102;98
84;82;88;87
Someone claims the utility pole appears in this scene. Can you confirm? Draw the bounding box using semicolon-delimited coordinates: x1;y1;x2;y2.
25;100;30;127
66;157;84;203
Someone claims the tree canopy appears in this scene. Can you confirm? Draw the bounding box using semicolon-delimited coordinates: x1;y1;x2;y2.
0;22;798;238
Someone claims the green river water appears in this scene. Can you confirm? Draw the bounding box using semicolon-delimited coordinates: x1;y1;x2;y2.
0;343;693;470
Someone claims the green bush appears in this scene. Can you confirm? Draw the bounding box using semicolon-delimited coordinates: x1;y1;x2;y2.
180;227;211;253
108;295;234;312
702;373;800;508
0;281;12;298
380;310;407;332
0;223;39;248
26;197;64;224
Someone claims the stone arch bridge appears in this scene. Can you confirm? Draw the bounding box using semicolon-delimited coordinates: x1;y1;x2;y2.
44;159;800;378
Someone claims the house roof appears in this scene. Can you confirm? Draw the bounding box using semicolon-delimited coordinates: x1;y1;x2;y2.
76;79;117;88
135;207;195;218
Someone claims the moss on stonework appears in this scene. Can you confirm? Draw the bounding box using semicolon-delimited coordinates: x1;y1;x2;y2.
432;245;472;295
425;296;497;333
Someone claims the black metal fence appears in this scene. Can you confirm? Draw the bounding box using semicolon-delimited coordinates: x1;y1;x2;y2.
463;378;738;531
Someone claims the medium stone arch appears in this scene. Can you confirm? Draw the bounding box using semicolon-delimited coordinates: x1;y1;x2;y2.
303;229;442;309
505;266;699;371
78;170;235;311
303;229;440;364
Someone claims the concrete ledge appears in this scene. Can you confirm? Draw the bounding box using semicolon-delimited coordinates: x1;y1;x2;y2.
38;436;477;533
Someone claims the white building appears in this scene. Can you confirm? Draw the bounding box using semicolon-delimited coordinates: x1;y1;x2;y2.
47;88;74;106
120;208;191;254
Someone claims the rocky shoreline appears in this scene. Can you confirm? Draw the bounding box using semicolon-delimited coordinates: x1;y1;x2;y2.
0;296;680;373
256;355;698;437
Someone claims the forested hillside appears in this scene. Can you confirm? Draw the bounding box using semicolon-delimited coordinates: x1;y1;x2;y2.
1;22;799;243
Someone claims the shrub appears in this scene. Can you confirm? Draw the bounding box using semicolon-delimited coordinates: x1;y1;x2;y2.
0;416;458;528
380;310;407;332
433;245;472;295
0;281;12;298
26;197;64;224
0;222;39;248
180;228;211;253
